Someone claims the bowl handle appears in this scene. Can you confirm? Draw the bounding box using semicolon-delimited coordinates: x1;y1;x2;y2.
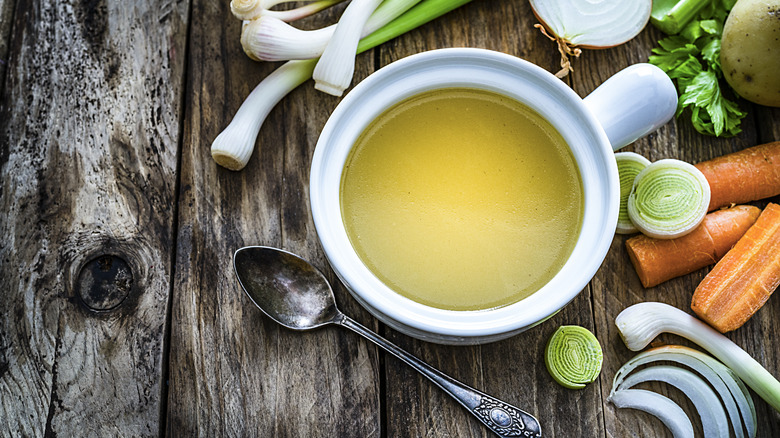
583;63;677;151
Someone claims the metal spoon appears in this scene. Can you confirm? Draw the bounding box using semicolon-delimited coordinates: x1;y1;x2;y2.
233;246;542;438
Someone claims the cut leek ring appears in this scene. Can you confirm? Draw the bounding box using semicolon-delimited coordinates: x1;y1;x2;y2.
627;159;710;239
615;152;651;234
545;325;603;389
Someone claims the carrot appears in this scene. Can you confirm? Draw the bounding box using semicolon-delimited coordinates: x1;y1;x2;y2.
626;205;761;288
695;141;780;211
692;203;780;333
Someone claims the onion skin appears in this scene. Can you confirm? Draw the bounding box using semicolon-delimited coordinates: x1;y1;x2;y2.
530;0;652;49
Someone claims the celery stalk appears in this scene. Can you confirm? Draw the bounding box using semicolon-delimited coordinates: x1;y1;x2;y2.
357;0;474;53
651;0;710;35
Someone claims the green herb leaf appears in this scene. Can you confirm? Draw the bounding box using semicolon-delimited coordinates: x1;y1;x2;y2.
700;37;721;72
649;36;699;72
648;1;745;137
680;70;746;136
699;19;722;36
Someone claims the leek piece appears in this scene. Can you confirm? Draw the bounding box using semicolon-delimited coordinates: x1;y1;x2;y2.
240;0;422;61
231;0;348;22
544;326;603;389
313;0;385;97
612;345;756;438
627;159;710;239
617;365;729;438
615;152;651;234
213;0;475;170
358;0;473;50
211;59;317;170
609;389;694;438
615;302;780;413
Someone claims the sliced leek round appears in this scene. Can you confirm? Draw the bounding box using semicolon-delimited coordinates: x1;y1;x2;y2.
627;159;710;239
615;152;651;234
545;325;603;389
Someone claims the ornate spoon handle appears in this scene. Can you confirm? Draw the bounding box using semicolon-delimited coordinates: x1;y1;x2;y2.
338;315;542;437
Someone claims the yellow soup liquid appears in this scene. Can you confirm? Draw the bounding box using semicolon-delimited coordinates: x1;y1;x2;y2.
340;88;583;311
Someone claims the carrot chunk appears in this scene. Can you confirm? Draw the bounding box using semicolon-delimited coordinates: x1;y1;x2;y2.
695;141;780;211
626;205;761;288
692;203;780;333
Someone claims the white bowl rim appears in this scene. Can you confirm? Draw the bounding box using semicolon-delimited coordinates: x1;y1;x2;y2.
310;48;619;339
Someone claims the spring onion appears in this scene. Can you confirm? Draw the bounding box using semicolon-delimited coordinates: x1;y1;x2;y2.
627;159;710;239
231;0;347;22
211;60;317;170
240;0;422;62
615;152;651;234
611;345;756;438
313;0;385;97
544;326;603;389
213;0;475;170
529;0;652;77
615;302;780;413
609;389;694;438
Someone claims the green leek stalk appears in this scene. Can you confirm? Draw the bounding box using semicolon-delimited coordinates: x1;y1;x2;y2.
241;0;423;62
212;0;475;170
650;0;710;34
616;302;780;413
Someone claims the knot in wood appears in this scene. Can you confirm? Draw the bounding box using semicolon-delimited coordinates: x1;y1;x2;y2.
76;254;133;311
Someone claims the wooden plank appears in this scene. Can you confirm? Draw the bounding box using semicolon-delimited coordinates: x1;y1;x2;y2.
0;0;188;436
378;2;605;437
0;0;14;93
167;1;381;435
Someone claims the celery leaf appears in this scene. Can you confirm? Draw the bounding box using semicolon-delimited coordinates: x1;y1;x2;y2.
680;70;745;137
648;2;745;138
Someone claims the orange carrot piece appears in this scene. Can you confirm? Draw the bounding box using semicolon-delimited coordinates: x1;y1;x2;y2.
695;141;780;211
692;203;780;333
626;205;761;288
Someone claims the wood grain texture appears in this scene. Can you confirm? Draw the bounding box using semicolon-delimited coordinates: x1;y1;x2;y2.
0;0;188;435
167;1;380;435
0;0;14;94
1;0;778;437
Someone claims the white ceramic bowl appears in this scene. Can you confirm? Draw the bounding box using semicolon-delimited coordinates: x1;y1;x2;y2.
310;48;676;344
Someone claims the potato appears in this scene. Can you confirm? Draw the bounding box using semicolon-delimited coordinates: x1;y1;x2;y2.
720;0;780;107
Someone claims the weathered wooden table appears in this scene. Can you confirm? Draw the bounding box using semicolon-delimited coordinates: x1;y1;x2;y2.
1;0;779;436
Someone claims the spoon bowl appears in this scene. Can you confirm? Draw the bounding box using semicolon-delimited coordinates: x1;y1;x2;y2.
233;246;543;438
234;246;340;330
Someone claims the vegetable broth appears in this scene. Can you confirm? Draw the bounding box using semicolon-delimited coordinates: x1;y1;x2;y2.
340;88;583;311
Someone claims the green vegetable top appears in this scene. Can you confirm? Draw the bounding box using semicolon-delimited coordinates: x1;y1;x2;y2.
649;0;745;137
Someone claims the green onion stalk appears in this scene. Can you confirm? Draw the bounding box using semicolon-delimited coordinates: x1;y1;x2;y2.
212;0;474;170
616;302;780;413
